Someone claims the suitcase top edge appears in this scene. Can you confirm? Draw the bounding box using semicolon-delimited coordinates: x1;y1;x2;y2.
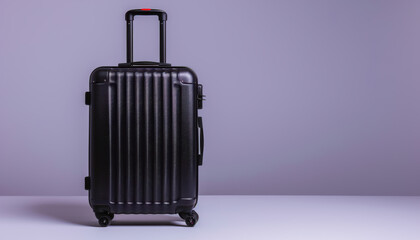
89;66;198;85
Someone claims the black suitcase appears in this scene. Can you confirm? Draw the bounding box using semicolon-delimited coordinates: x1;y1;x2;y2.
85;9;204;227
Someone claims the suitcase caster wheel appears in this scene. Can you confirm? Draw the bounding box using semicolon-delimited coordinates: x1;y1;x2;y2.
98;216;111;227
182;210;199;227
192;210;199;221
96;212;113;227
96;212;114;220
179;212;188;220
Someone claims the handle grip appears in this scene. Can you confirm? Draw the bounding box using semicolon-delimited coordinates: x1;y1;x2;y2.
125;9;167;63
125;9;167;21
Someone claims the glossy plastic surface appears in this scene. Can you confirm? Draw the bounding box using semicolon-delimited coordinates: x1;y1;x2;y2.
88;66;201;215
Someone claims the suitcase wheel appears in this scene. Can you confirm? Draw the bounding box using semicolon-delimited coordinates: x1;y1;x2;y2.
95;212;114;220
179;210;199;227
95;212;114;227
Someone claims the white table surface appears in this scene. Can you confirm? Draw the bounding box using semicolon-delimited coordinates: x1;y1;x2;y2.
0;196;419;240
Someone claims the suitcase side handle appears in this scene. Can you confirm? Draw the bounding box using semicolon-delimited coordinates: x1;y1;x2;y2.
125;9;167;64
198;117;204;166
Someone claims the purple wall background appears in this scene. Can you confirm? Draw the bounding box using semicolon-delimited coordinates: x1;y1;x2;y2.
0;0;419;195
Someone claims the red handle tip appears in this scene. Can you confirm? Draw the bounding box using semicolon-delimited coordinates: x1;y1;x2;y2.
141;8;151;11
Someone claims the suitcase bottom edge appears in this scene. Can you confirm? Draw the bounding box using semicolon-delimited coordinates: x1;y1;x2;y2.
91;197;197;215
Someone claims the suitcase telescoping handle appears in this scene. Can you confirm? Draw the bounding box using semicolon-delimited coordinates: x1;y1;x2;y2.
125;9;167;63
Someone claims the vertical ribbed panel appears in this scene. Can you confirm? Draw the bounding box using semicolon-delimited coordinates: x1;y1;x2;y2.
171;72;180;201
109;70;181;207
126;72;134;204
117;72;126;204
153;72;162;203
134;72;144;204
144;72;152;203
108;72;115;204
162;72;171;203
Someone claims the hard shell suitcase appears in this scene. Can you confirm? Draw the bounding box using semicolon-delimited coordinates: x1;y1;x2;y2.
85;9;204;227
